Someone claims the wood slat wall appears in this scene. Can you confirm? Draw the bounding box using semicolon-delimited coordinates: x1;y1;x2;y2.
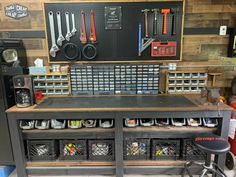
0;0;236;90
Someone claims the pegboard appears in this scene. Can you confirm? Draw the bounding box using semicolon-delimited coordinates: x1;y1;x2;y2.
44;1;184;63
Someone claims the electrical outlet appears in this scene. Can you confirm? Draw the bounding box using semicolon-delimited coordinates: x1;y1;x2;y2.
168;63;177;70
219;26;227;36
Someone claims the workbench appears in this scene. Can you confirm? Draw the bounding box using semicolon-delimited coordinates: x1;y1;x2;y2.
6;95;232;177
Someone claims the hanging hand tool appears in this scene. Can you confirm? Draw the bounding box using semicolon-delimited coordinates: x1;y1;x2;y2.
56;11;65;46
65;12;72;41
48;11;59;57
141;9;150;38
161;9;170;35
138;23;154;56
171;8;179;35
89;10;97;43
80;10;87;44
71;12;77;36
152;8;160;36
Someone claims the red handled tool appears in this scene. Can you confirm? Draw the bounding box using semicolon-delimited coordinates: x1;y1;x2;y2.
89;10;97;43
161;9;170;35
80;10;87;44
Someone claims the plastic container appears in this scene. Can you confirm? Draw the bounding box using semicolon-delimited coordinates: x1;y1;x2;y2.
124;118;139;127
59;140;87;160
187;118;202;127
35;120;50;129
51;119;66;129
140;119;154;127
124;138;150;160
88;140;115;161
203;118;218;128
82;120;97;128
155;118;170;126
171;118;186;127
67;120;82;129
20;120;35;130
27;140;58;161
99;119;114;128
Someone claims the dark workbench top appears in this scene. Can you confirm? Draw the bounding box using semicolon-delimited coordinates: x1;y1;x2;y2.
6;95;232;113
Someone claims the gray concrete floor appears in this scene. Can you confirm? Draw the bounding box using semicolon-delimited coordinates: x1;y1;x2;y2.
9;168;236;177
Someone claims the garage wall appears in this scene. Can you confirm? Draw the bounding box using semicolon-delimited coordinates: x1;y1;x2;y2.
0;0;236;90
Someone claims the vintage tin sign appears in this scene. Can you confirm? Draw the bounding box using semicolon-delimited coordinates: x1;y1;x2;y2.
5;4;28;20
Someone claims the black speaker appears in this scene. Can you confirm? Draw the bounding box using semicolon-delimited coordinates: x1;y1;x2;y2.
0;39;28;164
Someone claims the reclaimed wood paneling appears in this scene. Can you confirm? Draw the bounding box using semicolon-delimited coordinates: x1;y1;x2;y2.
0;0;235;89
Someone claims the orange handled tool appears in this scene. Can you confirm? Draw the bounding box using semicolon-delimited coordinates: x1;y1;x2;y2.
80;10;87;44
89;10;97;43
161;9;170;35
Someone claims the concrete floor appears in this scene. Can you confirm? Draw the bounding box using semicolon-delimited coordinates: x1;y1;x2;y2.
9;168;236;177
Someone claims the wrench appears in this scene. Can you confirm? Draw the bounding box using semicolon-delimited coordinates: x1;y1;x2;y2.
48;11;59;57
65;12;72;41
71;12;77;36
56;11;65;46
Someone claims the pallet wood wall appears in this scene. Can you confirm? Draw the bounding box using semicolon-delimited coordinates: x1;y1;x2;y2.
0;0;236;91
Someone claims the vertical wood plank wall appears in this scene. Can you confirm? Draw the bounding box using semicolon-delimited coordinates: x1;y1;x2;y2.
0;0;236;91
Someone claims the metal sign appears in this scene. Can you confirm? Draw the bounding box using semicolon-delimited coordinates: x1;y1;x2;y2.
5;4;28;20
104;6;122;30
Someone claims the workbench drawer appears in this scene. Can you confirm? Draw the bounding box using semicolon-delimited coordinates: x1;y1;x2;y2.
124;138;150;160
182;139;206;161
88;140;115;161
26;140;58;161
152;139;180;160
59;140;87;160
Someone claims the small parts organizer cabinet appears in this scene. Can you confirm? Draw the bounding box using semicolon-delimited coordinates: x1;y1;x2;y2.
33;74;70;95
166;71;208;94
6;95;232;177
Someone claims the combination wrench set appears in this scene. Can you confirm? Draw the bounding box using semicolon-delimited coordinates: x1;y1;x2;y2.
47;10;98;60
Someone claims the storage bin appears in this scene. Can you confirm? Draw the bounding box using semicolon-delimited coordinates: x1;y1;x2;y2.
82;120;97;128
20;120;35;130
27;140;58;161
59;140;87;160
124;118;139;127
187;118;202;127
99;119;114;128
51;119;66;129
203;118;218;128
35;120;50;129
88;140;115;161
67;120;82;129
182;139;206;161
124;138;150;160
171;118;186;126
155;118;170;126
140;119;154;127
152;139;180;160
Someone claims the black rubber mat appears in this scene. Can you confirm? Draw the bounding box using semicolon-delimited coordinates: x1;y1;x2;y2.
36;95;195;109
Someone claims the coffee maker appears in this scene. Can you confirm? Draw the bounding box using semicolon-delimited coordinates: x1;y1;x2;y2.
13;75;34;107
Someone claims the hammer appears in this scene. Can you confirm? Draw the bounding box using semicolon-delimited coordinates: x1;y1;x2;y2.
161;9;170;35
152;8;160;36
141;9;150;38
171;8;179;35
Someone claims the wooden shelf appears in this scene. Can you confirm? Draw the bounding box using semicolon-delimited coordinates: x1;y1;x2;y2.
22;128;115;139
26;160;185;168
27;160;115;167
124;160;185;166
168;77;208;80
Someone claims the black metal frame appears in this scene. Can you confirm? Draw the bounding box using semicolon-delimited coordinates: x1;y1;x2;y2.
7;109;231;177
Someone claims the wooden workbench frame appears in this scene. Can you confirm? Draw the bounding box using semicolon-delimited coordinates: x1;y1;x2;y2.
7;99;231;177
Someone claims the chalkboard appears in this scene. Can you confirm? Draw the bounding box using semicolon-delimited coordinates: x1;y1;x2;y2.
44;1;184;62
